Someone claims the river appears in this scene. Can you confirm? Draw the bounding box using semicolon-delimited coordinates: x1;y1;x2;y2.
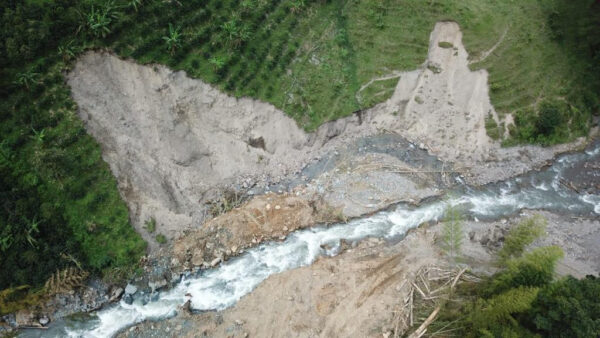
20;142;600;337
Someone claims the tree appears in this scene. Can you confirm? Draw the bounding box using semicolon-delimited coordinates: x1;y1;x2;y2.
528;275;600;337
162;23;182;55
441;205;463;262
498;215;546;264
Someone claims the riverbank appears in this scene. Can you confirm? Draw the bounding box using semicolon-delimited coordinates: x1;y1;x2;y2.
120;209;600;338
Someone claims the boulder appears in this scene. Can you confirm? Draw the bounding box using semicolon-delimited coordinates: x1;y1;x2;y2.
38;316;50;326
124;284;137;295
109;287;124;302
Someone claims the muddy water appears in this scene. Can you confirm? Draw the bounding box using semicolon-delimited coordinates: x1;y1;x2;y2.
20;142;600;338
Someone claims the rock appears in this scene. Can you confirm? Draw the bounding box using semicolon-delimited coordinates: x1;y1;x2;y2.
210;257;222;267
123;293;134;305
15;309;36;327
231;246;238;253
191;251;205;266
109;287;124;302
182;299;192;314
266;204;271;210
38;316;50;326
149;278;168;292
235;319;245;326
275;205;281;210
150;292;160;302
283;226;288;231
170;273;180;284
124;284;138;295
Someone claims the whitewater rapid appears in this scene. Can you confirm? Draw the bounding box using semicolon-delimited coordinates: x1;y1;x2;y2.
21;143;600;338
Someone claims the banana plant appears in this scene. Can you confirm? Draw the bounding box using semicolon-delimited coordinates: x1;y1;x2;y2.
162;24;182;55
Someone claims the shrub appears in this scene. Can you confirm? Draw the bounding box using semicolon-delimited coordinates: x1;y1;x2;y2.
528;275;600;337
144;217;156;233
438;41;454;48
155;234;167;244
470;286;540;336
498;215;546;263
485;246;563;296
535;100;564;138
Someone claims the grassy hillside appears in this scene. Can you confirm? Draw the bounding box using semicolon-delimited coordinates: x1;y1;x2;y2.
0;0;598;303
102;0;598;135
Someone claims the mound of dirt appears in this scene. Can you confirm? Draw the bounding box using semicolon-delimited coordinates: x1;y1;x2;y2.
171;193;338;270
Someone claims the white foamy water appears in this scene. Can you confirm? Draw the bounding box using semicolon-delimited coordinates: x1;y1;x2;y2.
21;143;600;338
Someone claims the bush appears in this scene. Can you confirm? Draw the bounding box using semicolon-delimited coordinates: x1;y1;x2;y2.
144;218;156;233
485;246;563;296
155;234;167;244
528;275;600;337
535;100;564;137
498;215;546;263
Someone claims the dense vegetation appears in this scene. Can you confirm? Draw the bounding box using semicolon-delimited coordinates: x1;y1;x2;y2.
0;0;599;313
431;216;600;337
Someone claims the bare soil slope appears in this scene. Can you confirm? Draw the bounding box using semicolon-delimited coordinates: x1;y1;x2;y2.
67;22;586;247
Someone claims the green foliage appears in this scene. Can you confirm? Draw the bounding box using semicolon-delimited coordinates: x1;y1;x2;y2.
0;61;146;291
441;205;463;261
528;275;600;337
86;2;119;39
485;113;503;141
155;234;166;244
58;40;81;62
438;41;454;49
144;217;156;233
14;69;40;90
431;215;595;337
485;246;564;296
127;0;143;12
1;0;599;317
209;56;225;70
0;286;44;316
162;23;181;55
498;215;546;263
470;286;540;337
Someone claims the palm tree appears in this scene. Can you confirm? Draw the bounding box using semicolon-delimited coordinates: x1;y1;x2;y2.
222;19;251;49
58;40;80;62
162;24;182;55
87;6;112;38
209;56;226;70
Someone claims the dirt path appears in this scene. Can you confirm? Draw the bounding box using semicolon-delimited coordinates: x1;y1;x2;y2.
469;27;508;64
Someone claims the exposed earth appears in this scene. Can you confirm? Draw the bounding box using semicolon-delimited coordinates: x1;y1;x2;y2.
66;22;588;249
